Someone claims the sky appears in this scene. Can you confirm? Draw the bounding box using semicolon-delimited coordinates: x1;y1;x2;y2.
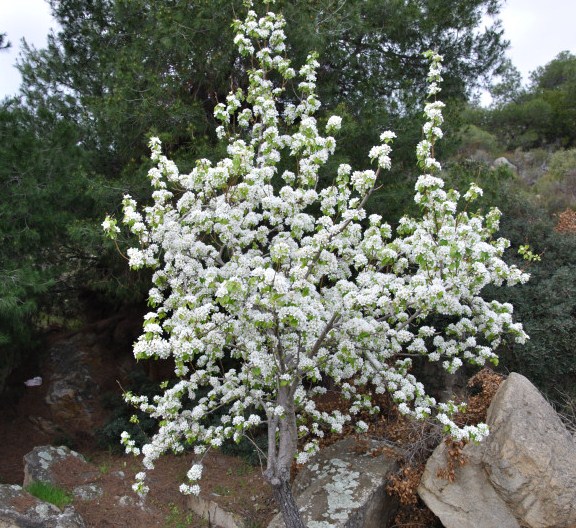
1;0;575;101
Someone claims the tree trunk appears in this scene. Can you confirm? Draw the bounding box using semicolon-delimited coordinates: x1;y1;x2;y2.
271;477;306;528
265;385;306;526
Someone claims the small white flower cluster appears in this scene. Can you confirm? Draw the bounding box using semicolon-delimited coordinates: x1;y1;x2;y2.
416;51;445;174
295;441;319;464
326;115;342;132
132;472;149;497
120;430;141;456
102;216;120;237
425;50;443;96
179;463;203;495
105;3;529;499
438;411;489;442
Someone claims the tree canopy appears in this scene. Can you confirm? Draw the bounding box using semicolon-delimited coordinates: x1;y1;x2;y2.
468;51;576;149
17;0;509;170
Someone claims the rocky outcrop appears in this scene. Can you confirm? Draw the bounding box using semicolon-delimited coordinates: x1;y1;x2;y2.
44;335;101;435
418;373;576;528
23;445;103;501
0;484;85;528
268;437;399;528
42;311;145;437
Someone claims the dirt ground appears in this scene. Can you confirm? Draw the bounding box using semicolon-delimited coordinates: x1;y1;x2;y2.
0;365;276;528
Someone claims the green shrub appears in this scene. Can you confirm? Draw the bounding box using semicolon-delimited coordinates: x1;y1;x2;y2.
443;158;517;210
534;149;576;211
488;196;576;401
25;481;73;509
456;124;500;157
547;148;576;178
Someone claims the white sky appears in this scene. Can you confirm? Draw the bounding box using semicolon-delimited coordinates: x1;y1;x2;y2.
1;0;575;101
499;0;576;82
0;0;54;98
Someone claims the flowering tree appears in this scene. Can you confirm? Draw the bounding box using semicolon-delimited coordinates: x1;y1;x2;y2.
104;4;528;527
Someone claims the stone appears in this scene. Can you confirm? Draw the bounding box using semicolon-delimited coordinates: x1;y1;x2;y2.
115;495;149;511
72;484;104;501
41;312;147;437
493;156;518;173
418;441;520;528
411;358;467;403
116;495;139;508
483;373;576;527
0;483;85;528
418;373;576;528
187;495;245;528
28;416;64;436
44;337;99;434
268;437;399;528
23;446;98;488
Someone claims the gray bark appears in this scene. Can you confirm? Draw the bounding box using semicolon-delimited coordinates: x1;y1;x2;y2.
264;385;306;527
271;477;306;528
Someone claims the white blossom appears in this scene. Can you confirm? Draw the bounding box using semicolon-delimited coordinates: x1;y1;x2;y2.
105;8;529;503
326;115;342;132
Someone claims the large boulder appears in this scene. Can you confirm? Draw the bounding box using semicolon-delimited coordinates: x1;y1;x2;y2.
483;373;576;526
0;484;85;528
268;437;398;528
418;373;576;528
418;441;520;528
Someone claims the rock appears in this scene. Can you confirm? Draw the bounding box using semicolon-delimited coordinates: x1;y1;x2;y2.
23;446;98;488
187;495;245;528
112;315;143;349
72;484;104;501
268;437;399;528
0;483;85;528
44;337;99;434
418;373;576;528
493;156;518;173
115;494;152;513
28;416;64;436
41;312;147;438
418;441;520;528
116;495;140;508
483;373;576;527
411;358;467;403
509;149;549;185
